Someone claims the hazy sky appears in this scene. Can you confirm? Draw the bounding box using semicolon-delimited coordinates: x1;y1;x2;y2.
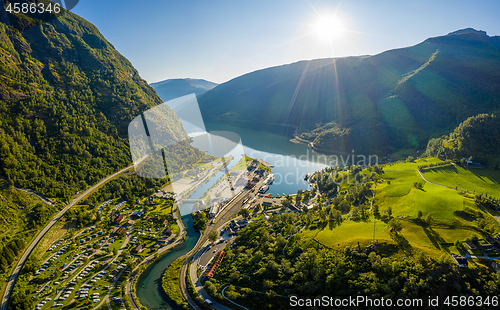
72;0;500;84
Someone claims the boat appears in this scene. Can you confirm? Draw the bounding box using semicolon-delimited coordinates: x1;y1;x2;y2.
267;174;275;185
259;185;269;193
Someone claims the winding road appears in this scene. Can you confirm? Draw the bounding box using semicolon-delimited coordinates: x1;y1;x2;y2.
0;157;146;310
417;168;500;224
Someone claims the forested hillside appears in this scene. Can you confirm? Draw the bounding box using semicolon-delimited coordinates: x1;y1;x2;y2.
0;2;204;294
208;220;500;309
425;113;500;166
198;28;500;155
0;177;55;272
0;2;195;201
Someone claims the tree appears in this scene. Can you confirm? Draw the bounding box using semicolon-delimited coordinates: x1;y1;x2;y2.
350;207;360;220
303;191;311;201
282;198;292;207
372;203;379;215
329;209;342;225
424;213;432;225
337;200;350;213
126;258;134;268
469;234;479;243
328;208;336;222
388;219;402;234
295;190;302;203
417;210;423;219
208;231;218;243
416;251;427;266
240;208;250;219
476;218;487;230
385;206;392;217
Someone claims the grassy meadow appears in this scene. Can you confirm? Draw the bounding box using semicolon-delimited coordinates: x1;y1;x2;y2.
302;157;500;258
421;165;500;198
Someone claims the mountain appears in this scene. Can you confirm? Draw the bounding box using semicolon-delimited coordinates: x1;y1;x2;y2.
198;28;500;155
150;78;217;102
0;3;198;201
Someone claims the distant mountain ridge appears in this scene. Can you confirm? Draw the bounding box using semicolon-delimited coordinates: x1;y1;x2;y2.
198;28;500;155
150;78;217;102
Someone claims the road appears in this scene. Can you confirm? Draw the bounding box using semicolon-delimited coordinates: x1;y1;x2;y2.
13;186;55;206
0;157;146;310
63;234;131;308
125;164;268;310
125;200;186;309
188;218;242;310
417;168;500;224
94;266;127;310
178;174;269;310
198;242;228;268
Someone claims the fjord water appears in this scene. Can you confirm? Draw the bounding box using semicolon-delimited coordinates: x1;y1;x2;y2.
205;122;331;194
136;122;330;308
136;212;199;310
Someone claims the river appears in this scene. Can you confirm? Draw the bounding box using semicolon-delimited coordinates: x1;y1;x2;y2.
136;123;332;309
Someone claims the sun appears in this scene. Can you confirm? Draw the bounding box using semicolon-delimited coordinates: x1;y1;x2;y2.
314;15;345;41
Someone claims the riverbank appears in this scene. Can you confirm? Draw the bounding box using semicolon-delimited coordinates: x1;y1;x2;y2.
162;257;189;309
136;124;332;308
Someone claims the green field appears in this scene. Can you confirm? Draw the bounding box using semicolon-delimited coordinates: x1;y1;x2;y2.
421;165;500;198
384;157;443;170
109;238;124;252
379;170;422;197
306;157;500;258
376;165;479;224
310;219;391;247
385;183;465;223
399;221;477;255
306;216;489;257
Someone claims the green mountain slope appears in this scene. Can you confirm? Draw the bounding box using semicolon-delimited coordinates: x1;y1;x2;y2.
0;6;191;200
198;28;500;155
425;113;500;166
150;78;217;102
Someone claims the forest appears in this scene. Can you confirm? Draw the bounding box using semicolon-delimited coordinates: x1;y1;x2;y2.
425;113;500;167
207;218;500;309
0;8;198;201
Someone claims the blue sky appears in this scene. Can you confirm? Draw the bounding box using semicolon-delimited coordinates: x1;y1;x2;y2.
72;0;500;84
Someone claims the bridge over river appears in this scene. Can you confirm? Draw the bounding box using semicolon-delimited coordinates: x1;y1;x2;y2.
177;198;205;203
